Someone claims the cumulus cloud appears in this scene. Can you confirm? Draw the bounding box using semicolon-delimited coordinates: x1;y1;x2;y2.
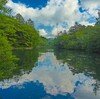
39;29;47;37
80;21;94;26
6;0;100;37
51;26;68;36
80;0;100;17
80;0;100;9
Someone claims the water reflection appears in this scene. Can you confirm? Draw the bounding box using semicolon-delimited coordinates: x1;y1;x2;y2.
54;49;100;80
0;49;100;99
0;49;39;82
0;58;18;81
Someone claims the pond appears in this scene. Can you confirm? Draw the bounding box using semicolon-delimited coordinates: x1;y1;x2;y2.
0;49;100;99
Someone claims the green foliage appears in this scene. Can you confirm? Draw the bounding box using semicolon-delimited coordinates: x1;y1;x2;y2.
0;48;39;81
0;0;7;10
38;37;49;48
0;35;17;62
14;49;39;71
54;25;100;53
0;14;40;47
0;2;40;80
0;35;19;80
0;1;40;80
0;0;11;14
54;49;100;80
38;37;54;49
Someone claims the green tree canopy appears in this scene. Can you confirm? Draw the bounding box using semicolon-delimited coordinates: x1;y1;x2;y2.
0;0;8;12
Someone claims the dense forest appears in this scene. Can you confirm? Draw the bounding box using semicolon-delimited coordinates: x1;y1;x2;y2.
54;12;100;53
0;1;41;49
0;0;43;79
0;14;40;47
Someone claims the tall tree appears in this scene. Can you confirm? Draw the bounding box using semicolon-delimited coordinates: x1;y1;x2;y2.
96;11;100;25
15;13;25;23
68;22;85;34
26;18;34;26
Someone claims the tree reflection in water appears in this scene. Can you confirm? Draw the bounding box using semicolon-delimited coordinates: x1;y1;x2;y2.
54;49;100;96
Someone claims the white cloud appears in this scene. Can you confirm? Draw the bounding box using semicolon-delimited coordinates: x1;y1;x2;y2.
52;26;67;36
39;29;47;37
80;0;100;9
80;0;100;17
80;21;94;26
6;0;39;20
6;0;100;37
6;0;80;34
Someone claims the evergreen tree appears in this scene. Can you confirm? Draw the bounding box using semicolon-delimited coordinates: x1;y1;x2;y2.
96;11;100;25
68;22;85;34
26;18;34;26
15;13;25;23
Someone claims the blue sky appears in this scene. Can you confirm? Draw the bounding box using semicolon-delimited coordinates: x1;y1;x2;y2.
6;0;100;37
12;0;48;9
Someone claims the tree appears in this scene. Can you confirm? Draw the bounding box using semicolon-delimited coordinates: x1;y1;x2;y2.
15;13;25;23
0;0;8;12
68;22;85;34
95;11;100;25
26;18;34;26
0;0;7;9
0;14;40;47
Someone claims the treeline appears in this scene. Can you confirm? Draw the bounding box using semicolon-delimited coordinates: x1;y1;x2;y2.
38;37;54;49
54;49;100;80
54;12;100;53
0;13;40;47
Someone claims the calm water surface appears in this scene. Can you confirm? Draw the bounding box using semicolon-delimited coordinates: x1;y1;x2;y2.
0;49;100;99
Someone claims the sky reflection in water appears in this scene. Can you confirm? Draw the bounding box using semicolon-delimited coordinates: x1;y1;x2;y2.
0;52;100;99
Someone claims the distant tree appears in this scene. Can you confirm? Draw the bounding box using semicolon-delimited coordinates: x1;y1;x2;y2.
26;18;34;26
95;11;100;25
6;8;12;16
68;22;85;34
0;14;40;47
15;13;25;23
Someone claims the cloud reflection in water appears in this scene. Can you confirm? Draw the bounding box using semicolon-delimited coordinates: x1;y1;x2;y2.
0;52;100;99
